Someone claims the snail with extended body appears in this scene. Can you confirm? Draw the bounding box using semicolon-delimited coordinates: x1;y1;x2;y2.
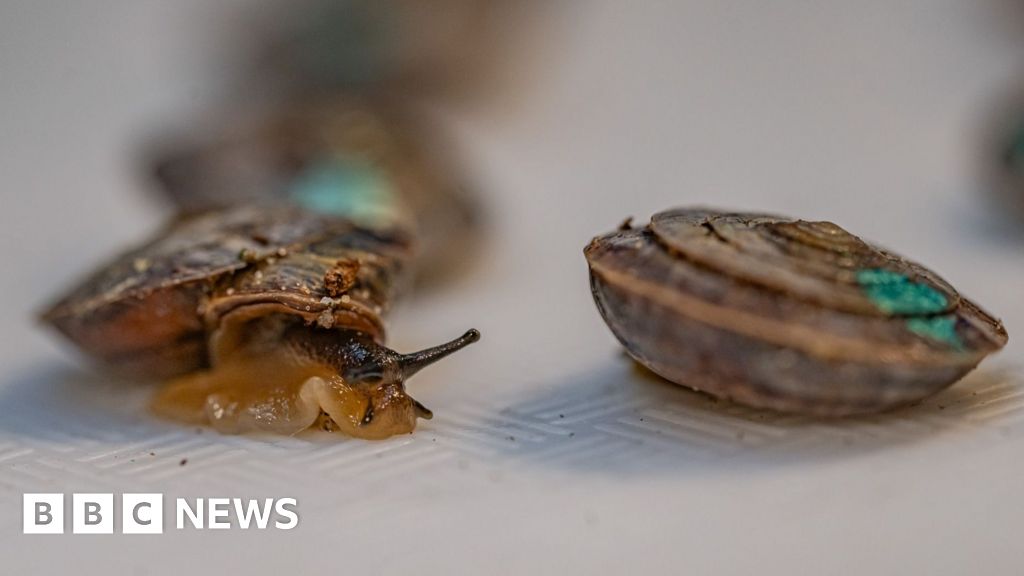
42;102;480;439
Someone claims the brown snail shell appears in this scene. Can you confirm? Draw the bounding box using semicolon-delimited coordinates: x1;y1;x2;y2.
585;208;1008;416
43;204;405;378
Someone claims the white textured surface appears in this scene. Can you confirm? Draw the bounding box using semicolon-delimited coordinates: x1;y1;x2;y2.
2;1;1024;574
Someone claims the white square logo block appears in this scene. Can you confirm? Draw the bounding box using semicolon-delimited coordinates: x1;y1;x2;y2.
72;493;114;534
122;493;163;534
23;493;63;534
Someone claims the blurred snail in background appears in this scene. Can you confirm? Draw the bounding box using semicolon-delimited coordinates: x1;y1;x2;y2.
983;90;1024;220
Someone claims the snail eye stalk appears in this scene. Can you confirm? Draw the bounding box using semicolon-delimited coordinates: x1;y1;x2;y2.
397;329;481;379
341;329;480;385
412;399;434;420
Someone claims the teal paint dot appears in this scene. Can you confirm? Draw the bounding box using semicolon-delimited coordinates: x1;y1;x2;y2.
289;160;398;223
855;268;948;315
857;269;963;349
906;315;964;350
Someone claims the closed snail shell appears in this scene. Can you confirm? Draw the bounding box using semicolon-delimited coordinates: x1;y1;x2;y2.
585;208;1008;416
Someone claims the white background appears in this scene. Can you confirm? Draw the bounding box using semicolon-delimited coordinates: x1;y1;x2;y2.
2;1;1024;574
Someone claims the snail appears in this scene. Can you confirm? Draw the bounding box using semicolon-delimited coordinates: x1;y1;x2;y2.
585;208;1008;416
147;97;481;284
42;102;480;439
983;92;1024;222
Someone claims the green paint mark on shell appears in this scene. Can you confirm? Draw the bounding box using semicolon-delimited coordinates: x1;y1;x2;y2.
290;159;400;226
857;269;963;348
906;315;964;350
856;268;948;315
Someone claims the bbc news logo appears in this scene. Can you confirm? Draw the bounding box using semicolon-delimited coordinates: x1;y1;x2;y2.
23;494;298;534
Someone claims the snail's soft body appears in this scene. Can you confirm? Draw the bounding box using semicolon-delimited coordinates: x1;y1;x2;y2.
43;101;479;439
585;208;1008;416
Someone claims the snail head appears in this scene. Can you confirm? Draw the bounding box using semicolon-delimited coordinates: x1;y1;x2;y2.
325;328;481;438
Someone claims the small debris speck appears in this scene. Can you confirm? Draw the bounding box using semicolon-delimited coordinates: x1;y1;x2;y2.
324;259;360;297
316;309;335;329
